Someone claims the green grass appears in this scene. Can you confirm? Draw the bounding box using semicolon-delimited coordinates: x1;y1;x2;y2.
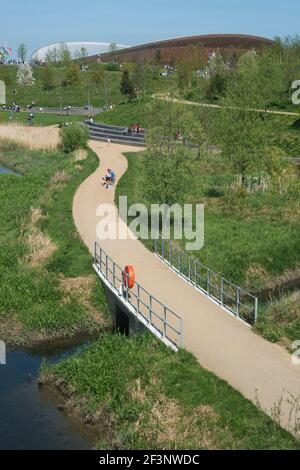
0;63;176;109
96;96;300;158
116;151;300;343
256;293;300;343
116;152;300;284
0;64;122;108
0;111;84;127
94;97;153;128
0;143;109;346
41;332;300;450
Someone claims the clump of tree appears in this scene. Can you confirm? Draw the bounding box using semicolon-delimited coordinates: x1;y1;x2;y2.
143;101;205;209
120;70;136;101
215;50;291;189
106;61;120;72
17;63;35;87
177;60;193;96
176;45;204;96
132;63;151;99
109;42;118;53
17;43;27;63
75;47;88;60
45;46;58;63
58;43;72;65
60;122;89;153
205;51;229;100
41;62;56;90
64;62;80;86
90;66;104;90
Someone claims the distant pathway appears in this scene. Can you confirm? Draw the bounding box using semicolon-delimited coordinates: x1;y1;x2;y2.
73;141;300;435
154;94;300;117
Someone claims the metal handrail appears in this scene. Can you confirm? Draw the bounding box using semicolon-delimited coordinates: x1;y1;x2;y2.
93;242;184;350
154;239;258;325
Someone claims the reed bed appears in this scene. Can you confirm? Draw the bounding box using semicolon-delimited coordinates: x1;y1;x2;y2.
0;124;60;151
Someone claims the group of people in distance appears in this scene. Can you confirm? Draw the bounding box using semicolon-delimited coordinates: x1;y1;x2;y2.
124;123;144;135
2;103;21;113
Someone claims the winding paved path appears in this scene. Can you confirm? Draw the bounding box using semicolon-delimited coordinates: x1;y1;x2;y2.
73;141;300;434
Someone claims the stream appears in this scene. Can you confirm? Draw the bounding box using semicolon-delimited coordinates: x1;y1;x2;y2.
0;338;99;450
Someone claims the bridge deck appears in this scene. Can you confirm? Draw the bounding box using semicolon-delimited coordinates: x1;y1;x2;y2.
73;140;300;433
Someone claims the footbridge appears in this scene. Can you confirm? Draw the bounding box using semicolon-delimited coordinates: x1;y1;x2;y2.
73;140;300;435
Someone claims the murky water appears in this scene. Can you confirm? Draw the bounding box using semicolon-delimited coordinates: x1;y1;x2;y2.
0;340;98;450
0;167;21;175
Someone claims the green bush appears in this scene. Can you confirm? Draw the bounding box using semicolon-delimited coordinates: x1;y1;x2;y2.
59;122;89;153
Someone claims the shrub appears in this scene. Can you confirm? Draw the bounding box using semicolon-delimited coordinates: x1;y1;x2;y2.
267;292;300;326
59;122;89;153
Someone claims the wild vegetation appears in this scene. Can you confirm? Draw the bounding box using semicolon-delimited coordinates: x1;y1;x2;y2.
40;332;300;450
169;37;300;111
1;37;300;448
115;97;300;346
0;60;176;109
59;122;89;153
0;124;60;150
0;140;109;347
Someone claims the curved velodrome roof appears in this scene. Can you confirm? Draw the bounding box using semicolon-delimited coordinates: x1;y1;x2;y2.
32;42;130;61
97;34;274;61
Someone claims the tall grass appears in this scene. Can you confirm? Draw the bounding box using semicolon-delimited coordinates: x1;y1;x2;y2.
41;333;300;450
0;145;108;347
0;124;59;151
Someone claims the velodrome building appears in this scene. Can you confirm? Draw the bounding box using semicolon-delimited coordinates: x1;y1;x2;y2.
32;35;273;64
93;34;274;64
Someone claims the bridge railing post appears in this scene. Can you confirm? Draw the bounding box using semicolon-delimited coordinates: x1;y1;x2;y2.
125;273;129;303
254;297;259;324
163;307;167;338
221;278;224;306
105;255;108;280
237;287;241;318
149;295;153;326
169;241;173;267
113;262;116;289
137;284;140;318
207;269;210;295
99;248;103;274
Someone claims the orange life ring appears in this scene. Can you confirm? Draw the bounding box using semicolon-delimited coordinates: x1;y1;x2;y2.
123;265;135;290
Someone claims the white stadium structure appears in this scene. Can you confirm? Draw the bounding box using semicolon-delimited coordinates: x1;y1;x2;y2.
31;42;129;62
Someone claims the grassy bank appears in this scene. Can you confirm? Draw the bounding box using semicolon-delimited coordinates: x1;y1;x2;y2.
0;142;109;348
94;98;153;128
0;111;84;127
94;97;300;158
116;152;300;344
0;64;123;108
40;332;300;450
0;64;176;109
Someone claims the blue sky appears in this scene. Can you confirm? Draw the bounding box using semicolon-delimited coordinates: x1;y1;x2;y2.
1;0;300;56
